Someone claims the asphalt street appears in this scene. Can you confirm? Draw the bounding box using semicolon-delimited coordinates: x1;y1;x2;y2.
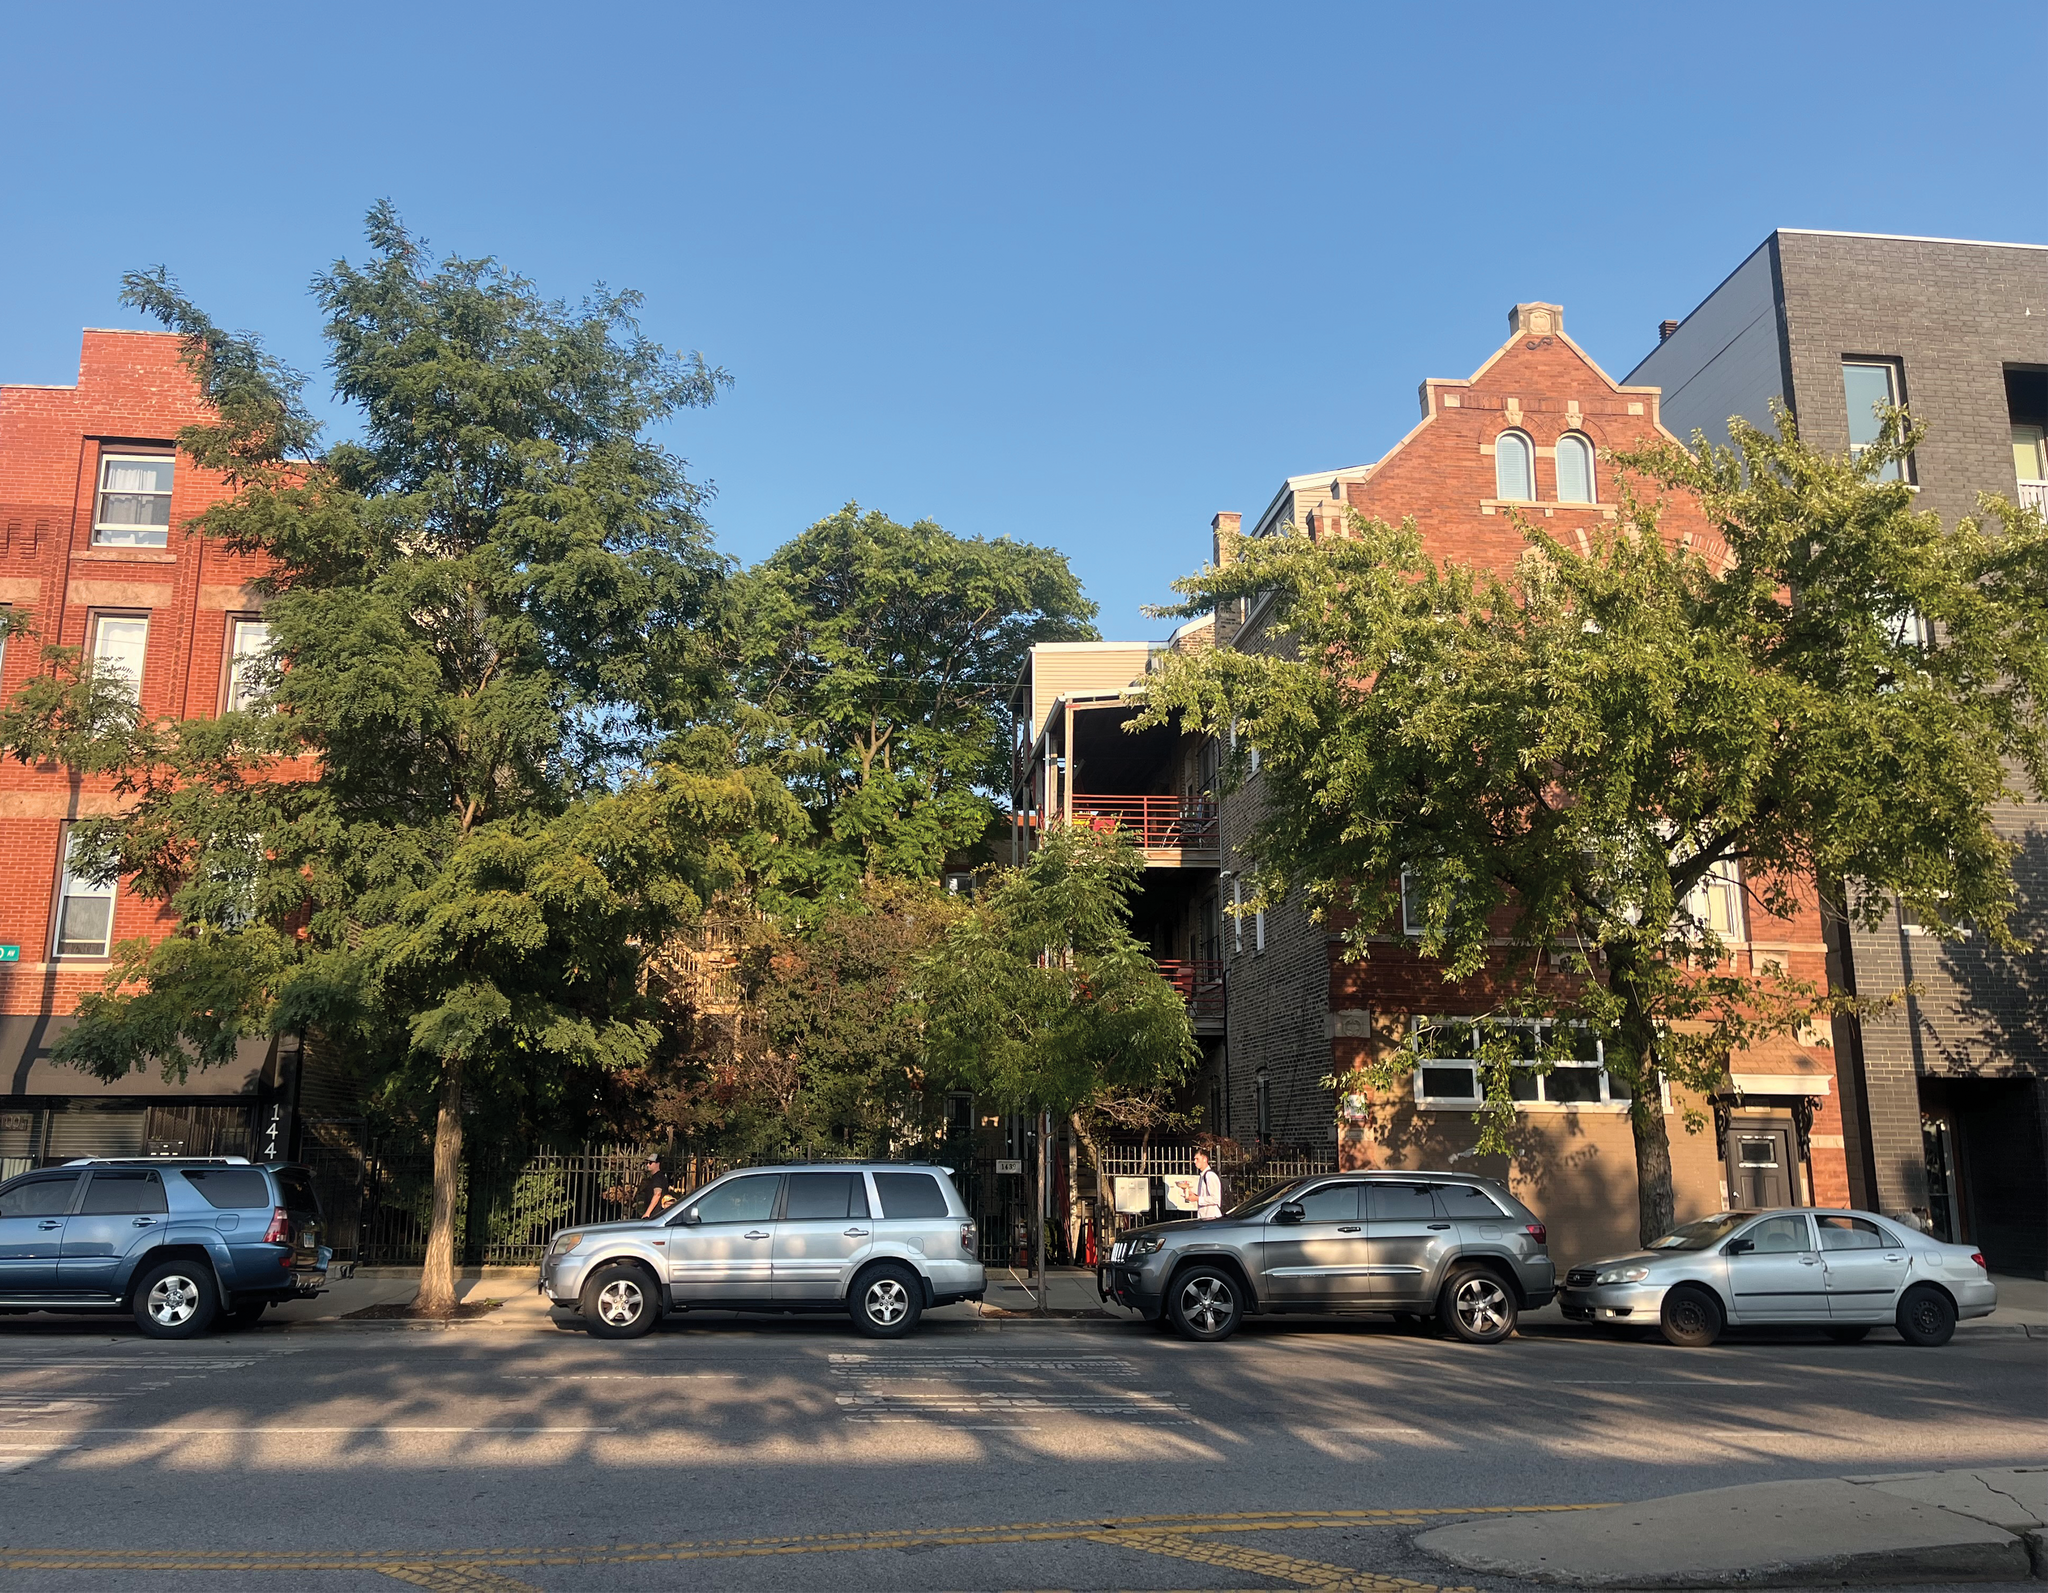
0;1310;2042;1592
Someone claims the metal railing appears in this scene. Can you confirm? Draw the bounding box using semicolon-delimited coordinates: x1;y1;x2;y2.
2020;479;2047;513
1089;1146;1335;1224
1153;958;1225;1018
1067;794;1218;851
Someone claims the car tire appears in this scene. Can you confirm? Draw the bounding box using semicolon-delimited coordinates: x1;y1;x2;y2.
133;1259;219;1340
1438;1267;1517;1344
1895;1285;1957;1347
850;1264;924;1338
224;1299;268;1330
582;1263;660;1340
1823;1325;1870;1344
1659;1285;1724;1348
1167;1265;1243;1342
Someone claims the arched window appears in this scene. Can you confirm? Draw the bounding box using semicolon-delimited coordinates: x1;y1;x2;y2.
1557;432;1595;503
1495;430;1533;501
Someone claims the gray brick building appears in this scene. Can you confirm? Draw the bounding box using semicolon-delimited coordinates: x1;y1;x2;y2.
1630;229;2048;1274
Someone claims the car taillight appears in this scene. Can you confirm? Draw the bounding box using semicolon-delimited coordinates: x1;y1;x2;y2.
264;1207;292;1245
1525;1223;1547;1247
961;1222;978;1257
1971;1252;1986;1269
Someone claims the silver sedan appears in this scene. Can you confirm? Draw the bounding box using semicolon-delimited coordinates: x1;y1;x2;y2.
1559;1208;1997;1347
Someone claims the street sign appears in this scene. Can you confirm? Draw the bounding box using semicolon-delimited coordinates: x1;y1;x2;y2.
0;946;18;962
995;1158;1023;1175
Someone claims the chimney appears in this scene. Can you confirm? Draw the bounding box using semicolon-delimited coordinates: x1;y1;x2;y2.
1211;511;1241;569
1659;320;1680;342
1508;303;1564;338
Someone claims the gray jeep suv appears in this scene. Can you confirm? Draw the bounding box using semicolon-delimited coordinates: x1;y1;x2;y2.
1099;1171;1554;1342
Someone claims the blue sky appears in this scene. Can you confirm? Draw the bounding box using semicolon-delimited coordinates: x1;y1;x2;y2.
2;2;2037;637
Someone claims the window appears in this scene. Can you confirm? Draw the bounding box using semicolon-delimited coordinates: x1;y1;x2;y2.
1410;1016;1626;1107
224;618;271;713
89;613;149;702
1232;881;1243;954
1293;1182;1359;1222
81;1170;168;1215
1365;1183;1436;1222
1254;907;1265;954
1817;1215;1901;1251
1495;431;1534;501
1432;1183;1506;1219
685;1172;782;1224
1556;433;1595;503
1685;857;1746;940
180;1168;272;1209
874;1171;951;1219
1737;1214;1814;1254
1255;1070;1272;1141
783;1171;869;1221
2014;422;2047;484
1843;361;1909;481
54;828;117;958
93;454;174;547
1400;868;1423;936
0;1174;78;1218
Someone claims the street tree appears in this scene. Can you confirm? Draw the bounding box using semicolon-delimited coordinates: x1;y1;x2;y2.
732;505;1095;900
1;206;765;1312
1142;411;2048;1243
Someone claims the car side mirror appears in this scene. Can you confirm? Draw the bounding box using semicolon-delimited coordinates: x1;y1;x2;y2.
1724;1238;1753;1256
671;1207;700;1227
1274;1201;1305;1225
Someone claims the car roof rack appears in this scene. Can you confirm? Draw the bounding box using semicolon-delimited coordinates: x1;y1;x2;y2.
61;1155;253;1167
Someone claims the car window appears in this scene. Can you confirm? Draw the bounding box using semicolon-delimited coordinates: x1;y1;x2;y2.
784;1172;867;1221
1433;1184;1506;1220
1229;1178;1309;1219
81;1171;168;1215
182;1169;274;1210
1366;1184;1437;1222
1292;1183;1358;1222
1739;1214;1813;1254
1817;1215;1898;1251
1648;1212;1754;1250
689;1174;782;1225
273;1168;321;1215
0;1174;79;1218
874;1172;951;1219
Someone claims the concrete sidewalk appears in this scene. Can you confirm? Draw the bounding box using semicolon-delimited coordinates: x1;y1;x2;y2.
1418;1468;2048;1586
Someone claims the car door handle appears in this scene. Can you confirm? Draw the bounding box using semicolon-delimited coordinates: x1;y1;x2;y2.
1427;1223;1451;1231
37;1220;61;1230
844;1228;870;1237
132;1217;156;1227
1798;1255;1821;1265
1337;1225;1362;1234
1884;1254;1904;1262
745;1230;771;1240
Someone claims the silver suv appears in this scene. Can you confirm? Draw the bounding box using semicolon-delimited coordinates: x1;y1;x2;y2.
538;1163;985;1339
1098;1171;1554;1342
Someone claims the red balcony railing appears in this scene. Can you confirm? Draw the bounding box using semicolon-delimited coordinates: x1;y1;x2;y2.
1154;958;1226;1019
1068;794;1218;851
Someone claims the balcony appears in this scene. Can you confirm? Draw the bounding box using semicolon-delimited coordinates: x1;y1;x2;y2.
1154;958;1225;1029
1068;795;1219;863
2020;480;2047;513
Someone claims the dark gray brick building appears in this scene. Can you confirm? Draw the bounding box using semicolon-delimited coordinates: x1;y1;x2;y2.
1631;229;2048;1274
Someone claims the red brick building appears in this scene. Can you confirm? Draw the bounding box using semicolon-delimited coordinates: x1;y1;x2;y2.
1213;304;1849;1266
0;330;302;1172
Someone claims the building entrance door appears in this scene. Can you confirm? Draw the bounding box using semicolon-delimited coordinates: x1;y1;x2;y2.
1725;1120;1796;1208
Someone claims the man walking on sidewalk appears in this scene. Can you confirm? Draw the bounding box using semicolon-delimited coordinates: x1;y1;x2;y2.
1193;1149;1223;1220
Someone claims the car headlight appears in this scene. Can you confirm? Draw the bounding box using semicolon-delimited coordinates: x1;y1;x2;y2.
1128;1233;1165;1258
550;1232;584;1256
1595;1265;1650;1285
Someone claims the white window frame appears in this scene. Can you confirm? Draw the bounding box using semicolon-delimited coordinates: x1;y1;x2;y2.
1254;906;1265;954
223;615;271;714
1399;868;1423;936
1409;1016;1625;1109
1842;359;1912;483
91;452;176;548
1232;881;1243;954
1684;856;1747;942
88;612;150;703
1495;429;1535;502
1556;431;1596;504
53;825;118;959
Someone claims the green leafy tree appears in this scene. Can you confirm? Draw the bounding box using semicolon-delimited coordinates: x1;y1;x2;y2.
918;825;1198;1227
2;206;770;1312
1143;411;2048;1243
732;505;1095;898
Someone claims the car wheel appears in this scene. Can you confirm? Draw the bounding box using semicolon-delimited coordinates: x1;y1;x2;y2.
582;1263;659;1340
224;1299;269;1330
133;1259;219;1340
851;1264;924;1338
1167;1265;1243;1342
1895;1285;1956;1347
1823;1325;1870;1344
1438;1267;1517;1344
1659;1285;1724;1348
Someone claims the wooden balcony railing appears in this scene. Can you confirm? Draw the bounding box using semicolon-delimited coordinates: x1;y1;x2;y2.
1154;958;1226;1019
1068;794;1218;851
2020;479;2047;513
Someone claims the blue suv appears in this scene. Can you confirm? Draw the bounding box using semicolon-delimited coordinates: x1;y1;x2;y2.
0;1158;329;1338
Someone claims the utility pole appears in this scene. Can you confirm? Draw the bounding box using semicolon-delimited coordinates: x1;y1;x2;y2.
1037;1107;1051;1313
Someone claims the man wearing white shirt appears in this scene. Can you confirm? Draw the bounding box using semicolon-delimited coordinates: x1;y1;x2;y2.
1193;1149;1223;1220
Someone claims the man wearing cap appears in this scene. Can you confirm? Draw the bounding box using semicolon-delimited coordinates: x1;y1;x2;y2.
632;1155;670;1220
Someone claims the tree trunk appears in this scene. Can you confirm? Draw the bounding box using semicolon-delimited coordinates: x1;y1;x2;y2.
1070;1110;1115;1257
1609;949;1678;1247
416;1057;465;1315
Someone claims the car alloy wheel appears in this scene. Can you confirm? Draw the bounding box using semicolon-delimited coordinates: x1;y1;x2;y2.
596;1278;645;1328
865;1276;910;1327
1173;1271;1240;1339
1453;1276;1510;1336
148;1273;203;1329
